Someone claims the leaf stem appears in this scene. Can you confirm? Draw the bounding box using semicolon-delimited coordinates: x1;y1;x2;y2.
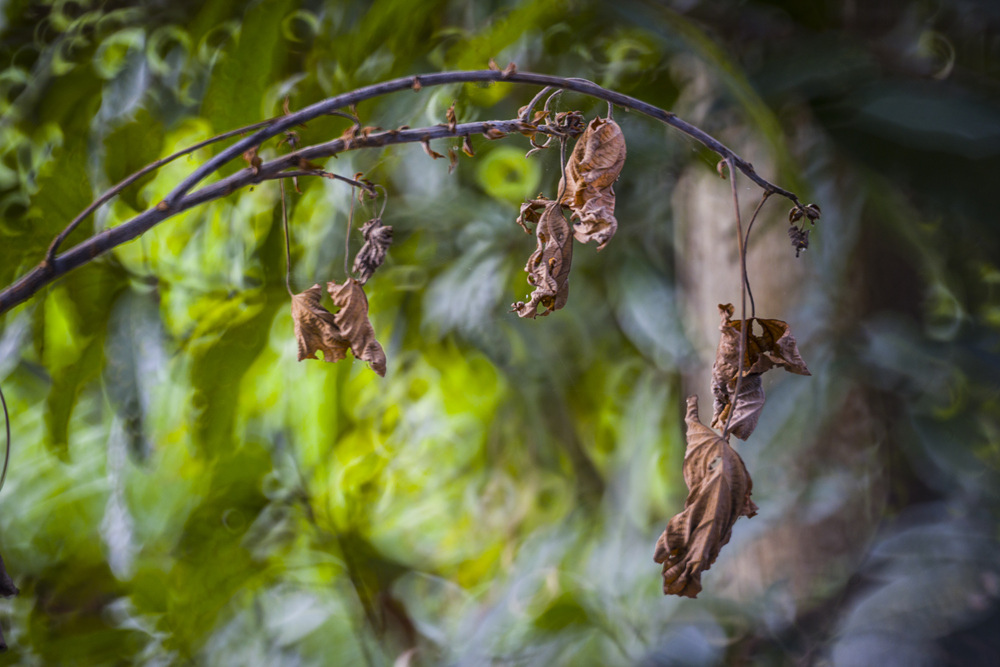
742;192;771;319
722;158;747;441
280;180;293;297
345;187;356;279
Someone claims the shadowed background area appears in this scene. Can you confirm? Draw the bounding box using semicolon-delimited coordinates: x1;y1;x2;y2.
0;0;998;664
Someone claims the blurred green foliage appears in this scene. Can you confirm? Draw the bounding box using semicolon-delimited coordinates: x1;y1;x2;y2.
0;0;999;665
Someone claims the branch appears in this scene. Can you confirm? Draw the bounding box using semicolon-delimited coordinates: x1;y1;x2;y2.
0;69;807;316
43;118;278;263
156;70;800;211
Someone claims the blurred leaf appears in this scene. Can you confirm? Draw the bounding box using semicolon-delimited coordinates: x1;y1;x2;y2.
43;264;127;457
201;0;288;132
475;146;542;203
102;109;166;211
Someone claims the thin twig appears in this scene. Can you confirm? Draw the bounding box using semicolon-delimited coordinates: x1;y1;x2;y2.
742;192;771;319
280;180;293;297
266;169;375;194
722;158;748;441
0;382;8;494
44;118;277;264
519;86;552;122
344;187;356;278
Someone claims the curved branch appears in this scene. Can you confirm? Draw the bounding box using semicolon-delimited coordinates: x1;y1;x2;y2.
159;69;800;211
0;69;807;315
44;118;278;264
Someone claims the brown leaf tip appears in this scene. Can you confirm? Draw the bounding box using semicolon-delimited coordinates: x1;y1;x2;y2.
327;279;387;376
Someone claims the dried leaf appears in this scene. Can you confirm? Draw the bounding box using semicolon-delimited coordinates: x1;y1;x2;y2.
327;279;386;376
242;147;262;174
352;217;393;284
512;200;573;318
421;139;444;160
710;304;811;438
514;196;549;234
291;285;349;363
461;135;475;157
502;61;517;78
447;147;458;174
558;116;626;251
654;395;758;598
712;373;765;441
445;101;457;132
483;127;506;140
411;77;422;92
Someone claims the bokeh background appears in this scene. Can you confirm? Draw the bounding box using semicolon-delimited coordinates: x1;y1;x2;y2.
1;0;999;665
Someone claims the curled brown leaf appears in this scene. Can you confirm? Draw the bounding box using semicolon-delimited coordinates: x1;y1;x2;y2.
327;279;387;376
558;116;626;251
291;285;349;363
653;395;758;598
352;217;393;284
512;200;573;318
421;138;444;160
710;304;811;438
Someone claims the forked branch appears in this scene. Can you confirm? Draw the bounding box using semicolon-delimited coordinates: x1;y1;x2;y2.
0;69;810;316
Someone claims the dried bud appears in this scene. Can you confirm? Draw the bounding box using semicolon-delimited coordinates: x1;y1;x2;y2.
353;217;393;284
788;226;810;257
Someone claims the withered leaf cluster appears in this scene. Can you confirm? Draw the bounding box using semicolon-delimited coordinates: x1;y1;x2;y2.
291;281;386;376
654;396;758;598
559;116;626;251
512;198;573;318
655;305;810;597
512;115;626;317
710;303;810;440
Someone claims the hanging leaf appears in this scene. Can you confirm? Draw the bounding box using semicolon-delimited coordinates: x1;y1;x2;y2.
710;304;810;439
558;116;626;251
291;285;349;363
512;200;573;318
352;217;393;284
327;279;386;376
654;395;758;598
